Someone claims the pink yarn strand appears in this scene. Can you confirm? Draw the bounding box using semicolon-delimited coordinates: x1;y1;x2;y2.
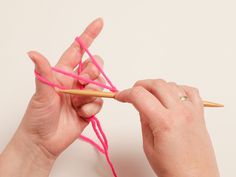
34;71;66;89
75;37;117;92
90;117;117;177
93;117;108;147
51;67;114;91
79;135;105;154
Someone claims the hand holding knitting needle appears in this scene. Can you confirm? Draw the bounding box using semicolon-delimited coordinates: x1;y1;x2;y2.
115;80;220;177
58;80;221;177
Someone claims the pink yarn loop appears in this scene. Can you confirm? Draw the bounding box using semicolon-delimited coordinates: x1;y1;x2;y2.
34;37;118;177
75;37;118;92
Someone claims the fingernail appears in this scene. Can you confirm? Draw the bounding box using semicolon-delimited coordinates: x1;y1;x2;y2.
79;74;90;85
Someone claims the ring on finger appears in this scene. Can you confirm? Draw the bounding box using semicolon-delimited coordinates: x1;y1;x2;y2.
179;95;189;102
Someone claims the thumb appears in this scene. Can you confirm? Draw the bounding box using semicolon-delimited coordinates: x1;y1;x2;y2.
28;51;55;99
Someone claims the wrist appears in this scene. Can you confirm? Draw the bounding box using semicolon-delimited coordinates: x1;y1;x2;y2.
0;127;56;177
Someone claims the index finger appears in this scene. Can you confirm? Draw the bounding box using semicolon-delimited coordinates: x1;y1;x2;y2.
56;18;104;70
115;86;166;119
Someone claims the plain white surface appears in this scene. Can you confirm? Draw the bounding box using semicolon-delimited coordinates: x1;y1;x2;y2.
0;0;235;176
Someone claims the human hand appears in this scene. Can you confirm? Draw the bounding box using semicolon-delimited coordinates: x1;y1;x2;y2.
115;79;219;177
0;18;105;177
23;18;105;157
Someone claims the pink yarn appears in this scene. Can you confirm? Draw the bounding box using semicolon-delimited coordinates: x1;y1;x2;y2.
75;37;117;92
34;37;118;177
51;67;114;91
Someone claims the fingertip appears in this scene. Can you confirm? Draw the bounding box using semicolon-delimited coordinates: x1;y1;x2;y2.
27;51;55;98
97;17;104;22
93;17;104;28
83;18;104;40
27;51;38;63
27;51;50;68
27;51;41;71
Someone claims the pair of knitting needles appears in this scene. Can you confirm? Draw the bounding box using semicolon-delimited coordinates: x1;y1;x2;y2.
58;89;223;108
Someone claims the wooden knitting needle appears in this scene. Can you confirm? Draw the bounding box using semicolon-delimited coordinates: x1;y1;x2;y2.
57;89;224;108
58;89;116;98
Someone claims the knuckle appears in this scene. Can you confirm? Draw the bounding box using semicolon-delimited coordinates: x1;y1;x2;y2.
183;86;192;93
183;86;190;92
130;86;145;98
185;86;199;93
153;80;164;88
192;87;200;94
134;80;144;87
93;55;104;66
154;79;166;86
156;79;166;83
168;82;177;87
168;82;177;85
188;86;200;96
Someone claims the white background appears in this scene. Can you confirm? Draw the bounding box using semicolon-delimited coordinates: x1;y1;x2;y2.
0;0;235;176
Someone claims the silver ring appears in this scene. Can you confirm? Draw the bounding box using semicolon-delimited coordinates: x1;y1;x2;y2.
180;96;188;101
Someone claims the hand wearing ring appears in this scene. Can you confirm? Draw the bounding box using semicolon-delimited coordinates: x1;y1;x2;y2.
115;79;219;177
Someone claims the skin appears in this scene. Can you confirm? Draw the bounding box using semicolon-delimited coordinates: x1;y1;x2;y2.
115;80;220;177
0;18;219;177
